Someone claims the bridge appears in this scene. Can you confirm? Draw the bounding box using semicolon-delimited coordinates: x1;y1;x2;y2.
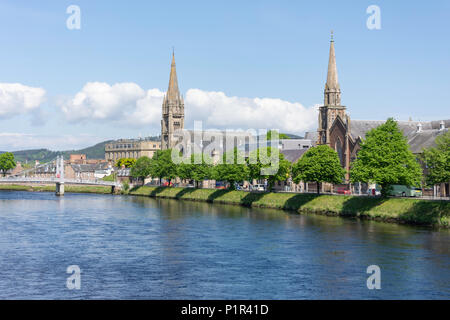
0;156;121;196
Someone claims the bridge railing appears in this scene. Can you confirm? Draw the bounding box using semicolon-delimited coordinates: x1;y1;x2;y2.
0;177;120;187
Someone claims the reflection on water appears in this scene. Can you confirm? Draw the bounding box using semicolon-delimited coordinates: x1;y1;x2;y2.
0;191;448;299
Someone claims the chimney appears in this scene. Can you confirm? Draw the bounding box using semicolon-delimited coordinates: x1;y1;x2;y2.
439;121;445;131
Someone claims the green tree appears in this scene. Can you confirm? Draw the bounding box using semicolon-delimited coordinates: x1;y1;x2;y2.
350;118;422;197
267;130;289;140
115;158;136;168
292;145;345;194
177;153;213;188
213;148;249;189
421;130;450;186
130;156;153;183
248;147;291;191
0;152;16;177
150;149;178;186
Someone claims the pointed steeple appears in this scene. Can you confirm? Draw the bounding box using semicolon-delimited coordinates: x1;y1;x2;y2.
161;50;185;150
166;50;182;103
324;31;341;106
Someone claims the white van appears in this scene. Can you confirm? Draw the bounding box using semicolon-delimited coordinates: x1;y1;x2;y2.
252;184;266;192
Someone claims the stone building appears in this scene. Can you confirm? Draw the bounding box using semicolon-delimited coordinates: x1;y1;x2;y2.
313;34;449;194
69;154;87;164
161;52;185;150
105;139;161;162
316;33;352;181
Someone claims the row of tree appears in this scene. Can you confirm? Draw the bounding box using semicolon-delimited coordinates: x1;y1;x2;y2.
129;148;291;190
125;118;449;197
126;144;344;193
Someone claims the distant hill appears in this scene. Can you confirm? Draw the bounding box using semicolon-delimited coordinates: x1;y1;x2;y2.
284;133;304;139
1;134;304;163
62;140;114;161
2;140;113;164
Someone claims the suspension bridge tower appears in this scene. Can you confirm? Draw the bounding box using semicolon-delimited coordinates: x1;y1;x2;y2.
55;155;65;196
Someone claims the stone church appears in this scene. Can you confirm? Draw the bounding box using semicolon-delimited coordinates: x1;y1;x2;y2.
313;34;449;186
161;52;185;150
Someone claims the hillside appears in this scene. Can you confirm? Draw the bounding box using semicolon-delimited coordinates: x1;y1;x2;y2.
2;140;113;163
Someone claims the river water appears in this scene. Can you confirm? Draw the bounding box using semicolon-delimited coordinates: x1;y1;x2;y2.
0;191;448;299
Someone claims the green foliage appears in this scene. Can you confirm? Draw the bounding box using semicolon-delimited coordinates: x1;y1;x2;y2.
247;147;291;191
122;180;130;192
292;145;345;193
266;130;289;140
350;118;422;197
213;148;249;189
177;154;213;187
150;149;178;184
115;158;136;168
0;152;16;176
102;173;116;182
21;163;33;170
421;130;450;186
130;156;153;181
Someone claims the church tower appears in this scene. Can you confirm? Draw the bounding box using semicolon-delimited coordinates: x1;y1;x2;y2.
161;51;185;150
318;32;346;146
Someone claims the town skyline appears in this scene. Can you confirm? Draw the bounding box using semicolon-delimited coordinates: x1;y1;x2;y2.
0;1;449;151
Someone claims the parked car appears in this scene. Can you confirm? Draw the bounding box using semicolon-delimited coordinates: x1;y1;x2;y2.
388;185;422;197
251;184;266;192
162;181;173;187
215;181;227;189
367;188;381;196
336;186;351;195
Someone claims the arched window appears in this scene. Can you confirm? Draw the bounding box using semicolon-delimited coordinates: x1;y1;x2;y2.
335;138;344;167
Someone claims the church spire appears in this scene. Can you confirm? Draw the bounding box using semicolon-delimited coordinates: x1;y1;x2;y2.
161;50;185;150
166;50;182;103
324;31;341;106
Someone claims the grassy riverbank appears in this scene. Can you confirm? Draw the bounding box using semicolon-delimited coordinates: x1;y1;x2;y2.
1;184;448;227
0;184;112;194
129;186;450;227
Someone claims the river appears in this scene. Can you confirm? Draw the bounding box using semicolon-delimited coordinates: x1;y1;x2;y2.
0;191;448;299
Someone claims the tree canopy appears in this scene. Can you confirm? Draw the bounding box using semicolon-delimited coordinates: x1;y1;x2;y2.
130;156;153;182
177;153;213;187
292;145;345;194
213;148;249;189
150;149;178;184
421;130;450;186
267;130;289;140
350;118;422;196
248;147;291;191
115;158;136;168
0;152;16;176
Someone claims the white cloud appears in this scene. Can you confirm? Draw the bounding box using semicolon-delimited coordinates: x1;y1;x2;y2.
61;82;165;127
185;89;318;134
59;82;318;134
61;82;147;122
0;133;104;152
0;83;46;119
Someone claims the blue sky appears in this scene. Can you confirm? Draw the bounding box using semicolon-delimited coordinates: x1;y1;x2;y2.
0;0;449;151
